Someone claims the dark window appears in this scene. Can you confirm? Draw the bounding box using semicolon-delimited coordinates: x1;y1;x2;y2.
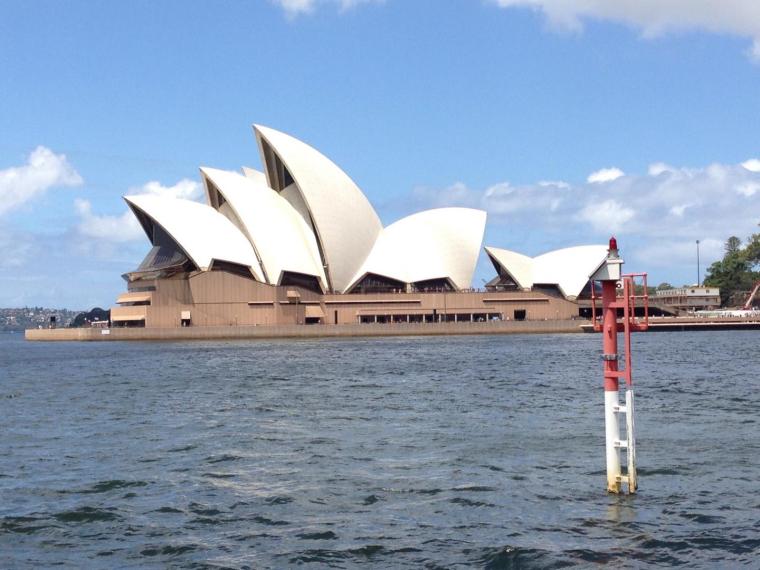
532;284;564;299
261;138;296;191
349;273;406;294
282;164;295;187
211;260;254;279
485;256;521;291
206;180;226;209
280;271;323;294
411;278;454;292
113;319;145;328
514;309;526;321
136;224;191;272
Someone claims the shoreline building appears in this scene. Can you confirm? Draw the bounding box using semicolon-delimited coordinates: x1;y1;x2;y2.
112;125;608;328
654;287;721;313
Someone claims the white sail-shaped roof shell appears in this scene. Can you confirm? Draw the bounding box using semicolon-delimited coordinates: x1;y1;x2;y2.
484;248;533;290
254;124;382;293
201;167;327;289
485;245;608;298
124;193;263;280
348;208;487;291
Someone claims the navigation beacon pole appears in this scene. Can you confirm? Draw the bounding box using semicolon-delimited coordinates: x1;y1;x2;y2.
601;239;624;493
590;237;648;494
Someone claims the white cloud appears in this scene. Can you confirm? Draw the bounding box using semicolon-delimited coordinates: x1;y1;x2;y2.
75;178;202;243
648;162;675;176
273;0;315;16
412;181;478;209
272;0;382;16
414;157;760;272
0;146;82;217
669;204;690;217
538;180;570;189
491;0;760;62
741;158;760;172
736;181;760;197
587;167;625;184
132;179;202;200
74;199;143;243
577;199;635;233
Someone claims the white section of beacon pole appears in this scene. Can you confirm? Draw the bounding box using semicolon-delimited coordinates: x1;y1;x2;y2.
626;388;637;491
605;389;622;492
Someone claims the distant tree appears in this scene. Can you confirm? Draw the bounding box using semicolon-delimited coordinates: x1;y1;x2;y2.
704;228;760;306
745;228;760;265
71;307;111;328
725;236;742;256
656;282;673;290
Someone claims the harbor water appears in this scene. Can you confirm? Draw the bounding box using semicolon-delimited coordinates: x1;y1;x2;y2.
1;331;758;568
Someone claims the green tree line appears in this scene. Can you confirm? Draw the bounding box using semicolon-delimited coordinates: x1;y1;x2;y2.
704;226;760;306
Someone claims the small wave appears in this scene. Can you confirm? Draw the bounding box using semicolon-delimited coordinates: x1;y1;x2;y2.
637;537;692;552
451;485;496;492
297;531;338;540
264;496;293;505
637;467;683;476
347;544;385;557
690;535;760;553
53;507;121;524
69;480;148;494
152;506;184;514
1;515;53;535
412;488;443;495
564;548;616;564
363;494;381;505
288;549;349;565
140;544;198;557
201;472;237;479
252;515;289;526
205;454;241;464
167;444;197;453
96;550;117;557
467;545;570;569
449;497;496;508
679;512;725;524
189;504;223;516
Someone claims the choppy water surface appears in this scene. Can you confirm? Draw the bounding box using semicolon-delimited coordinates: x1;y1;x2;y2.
1;331;758;568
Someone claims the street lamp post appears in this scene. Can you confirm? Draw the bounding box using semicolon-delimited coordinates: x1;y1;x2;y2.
696;239;700;286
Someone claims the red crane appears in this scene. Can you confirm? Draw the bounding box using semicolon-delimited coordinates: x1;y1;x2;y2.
744;280;760;310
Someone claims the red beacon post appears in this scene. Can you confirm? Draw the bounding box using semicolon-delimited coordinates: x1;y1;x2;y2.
590;237;649;493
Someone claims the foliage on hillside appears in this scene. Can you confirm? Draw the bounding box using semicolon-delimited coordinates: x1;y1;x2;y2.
704;227;760;306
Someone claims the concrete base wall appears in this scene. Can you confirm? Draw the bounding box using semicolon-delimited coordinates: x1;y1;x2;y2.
26;319;585;342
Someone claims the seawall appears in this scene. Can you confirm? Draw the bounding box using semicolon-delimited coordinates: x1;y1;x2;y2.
579;316;760;333
25;319;584;341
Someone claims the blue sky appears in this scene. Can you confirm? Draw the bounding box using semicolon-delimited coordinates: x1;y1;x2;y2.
1;0;759;308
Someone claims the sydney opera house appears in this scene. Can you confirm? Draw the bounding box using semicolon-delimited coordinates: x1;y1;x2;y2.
111;125;609;328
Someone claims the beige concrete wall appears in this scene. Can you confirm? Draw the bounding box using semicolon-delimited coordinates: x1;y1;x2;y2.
112;272;581;328
322;290;578;324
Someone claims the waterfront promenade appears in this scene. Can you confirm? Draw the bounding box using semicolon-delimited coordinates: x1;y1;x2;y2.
25;315;760;341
